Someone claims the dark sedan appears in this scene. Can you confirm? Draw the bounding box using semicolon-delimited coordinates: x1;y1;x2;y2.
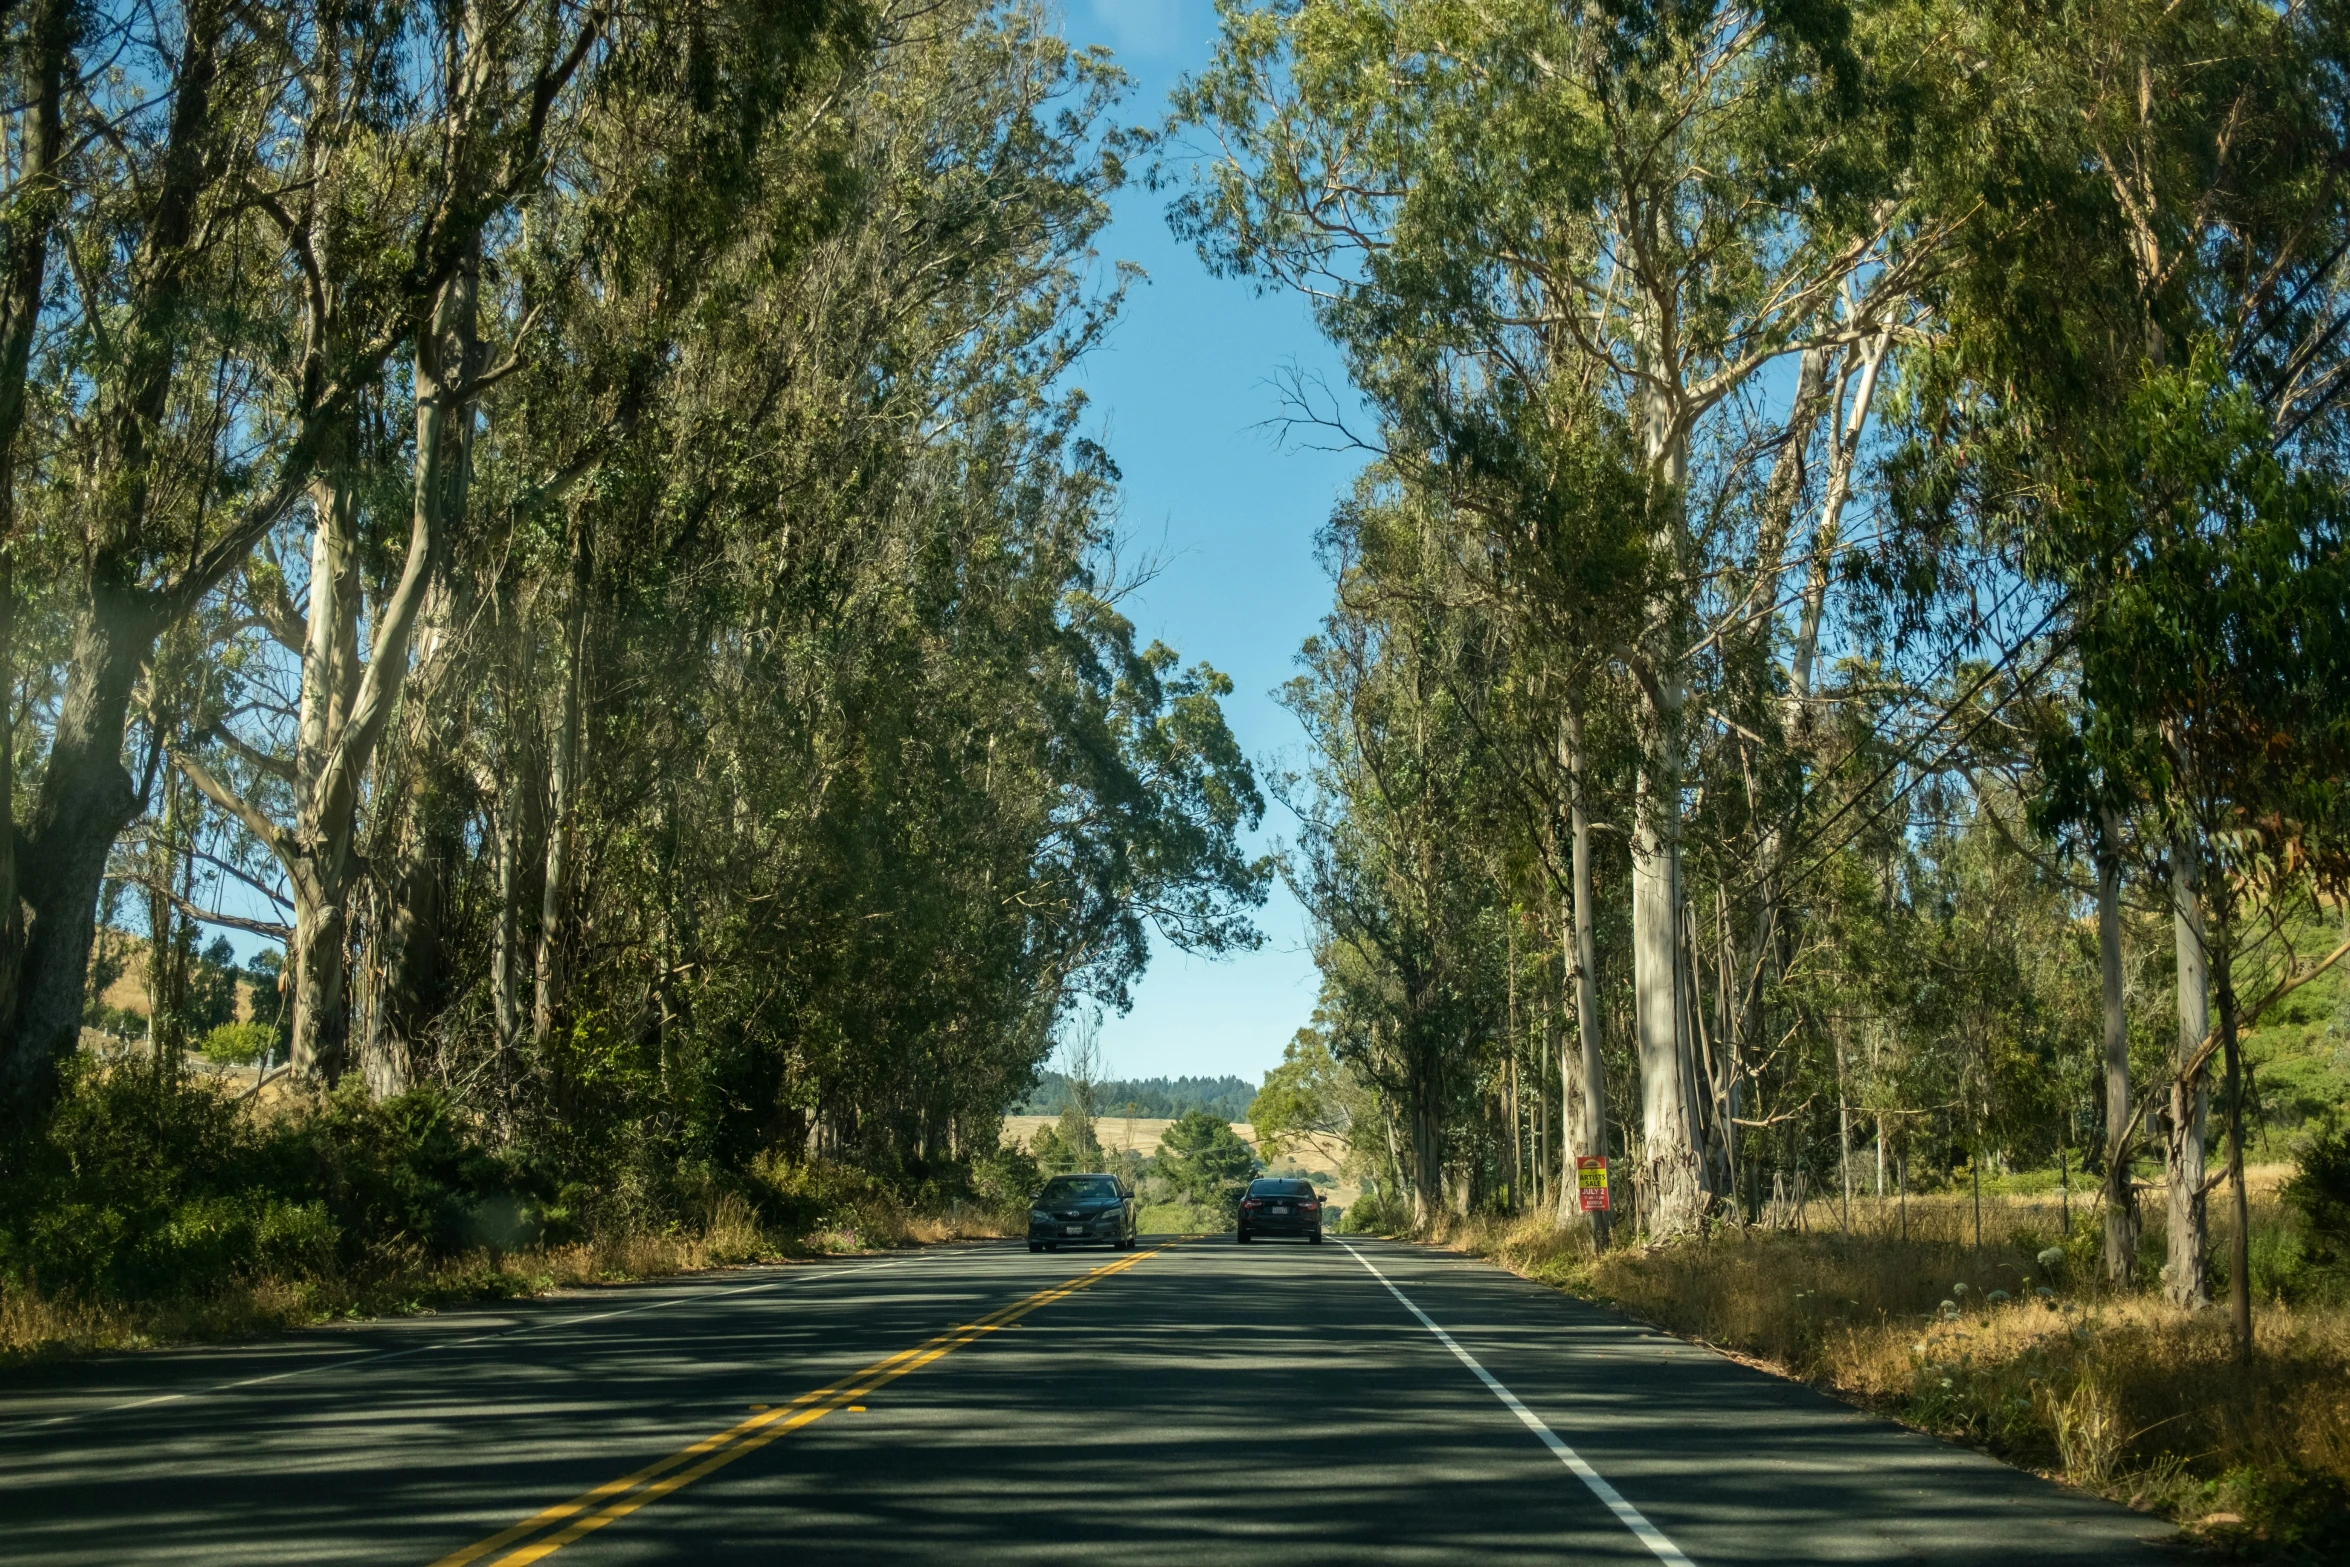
1236;1177;1324;1243
1026;1174;1137;1251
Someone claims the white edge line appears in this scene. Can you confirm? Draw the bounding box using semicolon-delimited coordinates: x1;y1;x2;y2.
3;1248;935;1438
1338;1239;1697;1567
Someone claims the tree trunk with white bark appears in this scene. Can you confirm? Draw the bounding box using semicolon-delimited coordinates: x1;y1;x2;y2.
2164;841;2211;1309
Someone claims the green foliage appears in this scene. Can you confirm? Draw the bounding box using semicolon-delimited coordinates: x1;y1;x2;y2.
741;1158;919;1252
1248;1029;1350;1162
1174;0;2350;1246
184;939;242;1037
970;1141;1045;1213
198;1024;275;1068
0;3;1270;1249
1339;1187;1413;1235
1029;1120;1100;1178
2285;1126;2350;1264
1137;1199;1232;1236
1156;1109;1258;1209
0;1067;516;1302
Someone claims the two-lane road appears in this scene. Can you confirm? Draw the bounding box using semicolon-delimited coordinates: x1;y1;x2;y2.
2;1238;2171;1564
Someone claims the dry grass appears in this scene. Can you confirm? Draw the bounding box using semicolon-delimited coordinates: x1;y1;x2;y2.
1432;1206;2350;1559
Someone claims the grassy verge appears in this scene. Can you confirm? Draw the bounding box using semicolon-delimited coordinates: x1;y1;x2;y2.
0;1065;1032;1368
0;1193;1020;1366
1423;1206;2350;1562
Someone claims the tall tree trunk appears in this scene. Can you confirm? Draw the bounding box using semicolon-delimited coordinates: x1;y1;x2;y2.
1835;1026;1853;1229
2213;898;2251;1359
143;762;197;1065
288;873;347;1082
263;246;476;1088
1506;934;1521;1212
486;606;538;1061
2098;814;2139;1284
4;1;223;1112
491;784;527;1055
1633;753;1703;1235
534;517;590;1056
1558;708;1610;1245
2164;839;2211;1309
1410;1092;1442;1222
1630;317;1706;1237
1715;888;1742;1206
0;0;75;1050
7;588;154;1104
0;549;16;1038
286;438;362;1080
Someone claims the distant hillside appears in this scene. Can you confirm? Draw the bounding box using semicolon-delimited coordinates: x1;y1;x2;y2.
1020;1073;1256;1121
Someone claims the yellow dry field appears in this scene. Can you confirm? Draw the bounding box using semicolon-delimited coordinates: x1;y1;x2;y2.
999;1114;1243;1160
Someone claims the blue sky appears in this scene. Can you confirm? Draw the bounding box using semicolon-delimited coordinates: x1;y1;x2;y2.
1060;1;1362;1086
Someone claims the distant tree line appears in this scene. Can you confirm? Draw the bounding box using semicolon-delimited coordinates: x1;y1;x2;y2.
1020;1072;1257;1122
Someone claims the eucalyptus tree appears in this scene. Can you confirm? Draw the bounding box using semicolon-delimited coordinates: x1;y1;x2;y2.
0;0;1269;1215
1176;0;1952;1231
0;0;76;1046
0;0;687;1109
1901;0;2350;1304
1281;478;1521;1217
2053;360;2350;1351
170;0;830;1086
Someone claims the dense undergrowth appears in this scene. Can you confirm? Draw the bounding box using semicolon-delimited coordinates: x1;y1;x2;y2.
0;1062;1020;1364
1414;1194;2350;1562
1136;1199;1233;1235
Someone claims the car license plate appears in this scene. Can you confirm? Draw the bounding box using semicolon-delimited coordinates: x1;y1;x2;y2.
1064;1225;1085;1235
1270;1205;1290;1214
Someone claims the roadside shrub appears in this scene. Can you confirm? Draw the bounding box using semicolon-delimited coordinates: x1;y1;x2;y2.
2286;1126;2350;1258
0;1065;519;1303
745;1155;911;1250
1340;1188;1412;1234
1138;1200;1232;1235
1;1063;277;1300
198;1023;275;1067
292;1085;514;1261
971;1141;1045;1213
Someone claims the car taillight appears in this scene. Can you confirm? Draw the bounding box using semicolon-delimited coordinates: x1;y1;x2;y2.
1301;1201;1319;1210
1241;1198;1260;1209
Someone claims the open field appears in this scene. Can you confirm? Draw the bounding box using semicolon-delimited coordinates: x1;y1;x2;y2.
998;1114;1239;1161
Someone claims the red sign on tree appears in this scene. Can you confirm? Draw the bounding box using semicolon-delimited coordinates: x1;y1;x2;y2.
1577;1156;1611;1212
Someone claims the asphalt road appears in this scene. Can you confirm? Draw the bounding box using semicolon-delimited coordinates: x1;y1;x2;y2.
1;1237;2174;1565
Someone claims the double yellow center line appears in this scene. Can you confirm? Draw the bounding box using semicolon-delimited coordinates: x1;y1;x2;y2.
429;1247;1162;1566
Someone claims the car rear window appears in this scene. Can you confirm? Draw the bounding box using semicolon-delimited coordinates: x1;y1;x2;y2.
1038;1177;1119;1202
1248;1179;1314;1197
